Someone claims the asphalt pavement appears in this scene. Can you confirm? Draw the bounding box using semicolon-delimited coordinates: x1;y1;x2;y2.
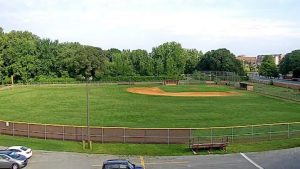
22;147;300;169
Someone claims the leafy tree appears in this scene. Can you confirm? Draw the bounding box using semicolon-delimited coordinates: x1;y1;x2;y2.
197;48;244;74
154;57;164;76
1;30;40;82
58;42;82;78
109;50;134;76
184;49;203;74
58;43;106;80
258;55;279;78
37;39;60;77
151;42;186;76
279;50;300;78
129;49;154;76
0;27;4;82
82;46;106;79
104;48;121;62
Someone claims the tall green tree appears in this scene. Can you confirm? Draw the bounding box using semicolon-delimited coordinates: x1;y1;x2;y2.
81;46;106;79
104;48;121;62
58;42;82;78
151;42;186;76
58;43;106;80
279;50;300;78
1;30;40;82
109;50;134;76
184;49;203;74
0;28;4;82
154;58;164;76
197;48;243;74
259;55;279;78
129;49;154;76
37;39;60;77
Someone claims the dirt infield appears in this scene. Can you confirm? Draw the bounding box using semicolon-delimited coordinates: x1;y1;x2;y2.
127;87;240;97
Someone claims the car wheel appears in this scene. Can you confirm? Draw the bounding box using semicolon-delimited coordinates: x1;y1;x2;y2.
11;163;19;169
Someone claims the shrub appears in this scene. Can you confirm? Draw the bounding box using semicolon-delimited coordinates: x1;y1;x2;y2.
35;75;76;83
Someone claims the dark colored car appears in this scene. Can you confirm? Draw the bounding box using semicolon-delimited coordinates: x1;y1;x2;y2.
0;151;27;169
102;159;143;169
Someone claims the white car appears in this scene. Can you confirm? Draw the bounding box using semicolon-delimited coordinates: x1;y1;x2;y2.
7;146;32;159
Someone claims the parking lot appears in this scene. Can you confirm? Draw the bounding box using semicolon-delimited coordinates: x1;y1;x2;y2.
23;147;300;169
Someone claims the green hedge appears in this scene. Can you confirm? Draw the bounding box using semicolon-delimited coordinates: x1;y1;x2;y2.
99;76;184;82
35;76;76;83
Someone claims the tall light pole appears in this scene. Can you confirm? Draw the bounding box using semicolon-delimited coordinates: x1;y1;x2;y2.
86;77;92;148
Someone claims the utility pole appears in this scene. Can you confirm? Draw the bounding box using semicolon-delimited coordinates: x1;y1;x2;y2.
86;79;91;149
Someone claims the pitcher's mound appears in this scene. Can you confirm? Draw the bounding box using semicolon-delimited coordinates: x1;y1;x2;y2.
127;87;240;97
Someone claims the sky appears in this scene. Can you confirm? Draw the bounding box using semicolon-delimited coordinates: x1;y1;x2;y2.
0;0;300;56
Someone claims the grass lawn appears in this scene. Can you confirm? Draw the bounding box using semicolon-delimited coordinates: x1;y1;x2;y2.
0;135;300;156
253;83;300;101
0;84;299;128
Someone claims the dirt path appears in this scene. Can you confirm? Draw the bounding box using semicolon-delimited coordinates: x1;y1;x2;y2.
127;87;240;97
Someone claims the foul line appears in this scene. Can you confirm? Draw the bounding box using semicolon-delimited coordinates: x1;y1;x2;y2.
140;156;146;169
240;153;264;169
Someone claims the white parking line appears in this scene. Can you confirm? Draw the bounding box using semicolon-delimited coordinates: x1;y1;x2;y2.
240;153;264;169
91;164;102;167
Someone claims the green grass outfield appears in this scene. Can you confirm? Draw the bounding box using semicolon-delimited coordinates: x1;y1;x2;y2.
0;84;299;128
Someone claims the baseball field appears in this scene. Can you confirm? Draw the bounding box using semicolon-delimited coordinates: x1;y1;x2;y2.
0;83;299;128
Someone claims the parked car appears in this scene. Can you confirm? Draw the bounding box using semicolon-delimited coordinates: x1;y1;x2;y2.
0;151;28;169
102;159;143;169
6;147;32;159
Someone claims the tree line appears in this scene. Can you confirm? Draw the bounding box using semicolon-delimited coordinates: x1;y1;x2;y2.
258;51;300;79
0;27;246;83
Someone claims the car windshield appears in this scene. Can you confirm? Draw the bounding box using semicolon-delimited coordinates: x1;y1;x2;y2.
20;147;28;151
8;152;20;159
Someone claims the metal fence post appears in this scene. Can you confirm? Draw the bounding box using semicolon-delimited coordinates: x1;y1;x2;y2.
210;128;213;143
12;122;15;136
251;125;254;142
27;124;30;138
63;126;65;141
144;129;146;144
231;127;234;143
123;128;126;143
45;125;47;140
101;128;104;144
288;123;290;139
81;127;83;140
167;128;170;145
269;125;272;140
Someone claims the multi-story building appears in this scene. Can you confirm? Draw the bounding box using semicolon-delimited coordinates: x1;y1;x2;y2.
236;55;257;65
236;55;257;72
